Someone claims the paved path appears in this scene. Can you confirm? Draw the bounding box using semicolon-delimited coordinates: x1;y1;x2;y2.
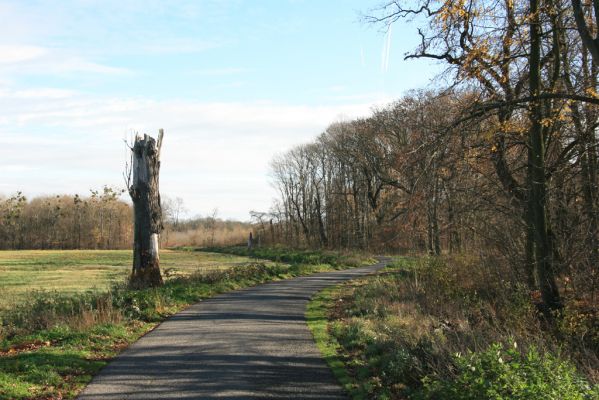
78;258;390;399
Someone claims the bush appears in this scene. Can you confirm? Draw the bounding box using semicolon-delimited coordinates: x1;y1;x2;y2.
0;262;284;341
324;257;598;399
202;245;366;268
417;343;599;400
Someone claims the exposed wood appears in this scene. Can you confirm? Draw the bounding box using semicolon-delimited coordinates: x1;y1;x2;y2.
128;130;164;288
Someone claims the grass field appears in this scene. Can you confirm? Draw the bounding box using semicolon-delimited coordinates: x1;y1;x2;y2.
0;247;368;399
0;249;254;310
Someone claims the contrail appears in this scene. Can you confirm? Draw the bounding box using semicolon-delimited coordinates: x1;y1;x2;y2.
360;45;365;67
381;25;392;73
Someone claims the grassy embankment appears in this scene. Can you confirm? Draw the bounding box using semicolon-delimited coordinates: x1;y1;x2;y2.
0;247;369;399
308;256;599;400
202;245;374;269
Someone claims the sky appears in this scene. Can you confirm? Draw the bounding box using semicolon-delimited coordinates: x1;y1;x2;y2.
0;0;441;221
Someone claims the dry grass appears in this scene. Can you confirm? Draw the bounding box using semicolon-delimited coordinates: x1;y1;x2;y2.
327;256;599;398
163;223;250;248
0;249;256;310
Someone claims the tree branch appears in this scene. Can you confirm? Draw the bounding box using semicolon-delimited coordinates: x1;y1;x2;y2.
572;0;599;63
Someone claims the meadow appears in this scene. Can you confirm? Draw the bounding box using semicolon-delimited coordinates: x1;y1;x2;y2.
0;249;253;310
0;247;367;399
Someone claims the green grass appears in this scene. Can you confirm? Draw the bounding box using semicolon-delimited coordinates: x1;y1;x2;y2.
0;249;255;310
0;247;372;399
306;285;363;399
201;245;374;268
307;256;599;400
1;263;285;399
0;322;150;399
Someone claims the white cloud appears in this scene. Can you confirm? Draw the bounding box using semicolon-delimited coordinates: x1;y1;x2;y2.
0;45;48;64
0;92;385;220
191;67;247;76
10;88;77;99
0;46;130;76
44;57;130;75
140;39;221;55
0;164;38;173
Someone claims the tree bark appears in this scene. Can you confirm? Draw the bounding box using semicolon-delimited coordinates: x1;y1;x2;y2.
529;1;561;311
524;156;537;291
248;231;254;250
571;0;599;64
129;130;164;288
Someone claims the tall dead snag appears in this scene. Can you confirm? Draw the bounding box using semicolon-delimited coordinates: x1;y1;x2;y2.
128;130;164;288
248;232;254;250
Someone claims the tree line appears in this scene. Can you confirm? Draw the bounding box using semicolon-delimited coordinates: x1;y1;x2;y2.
262;0;598;312
0;187;132;250
0;188;250;250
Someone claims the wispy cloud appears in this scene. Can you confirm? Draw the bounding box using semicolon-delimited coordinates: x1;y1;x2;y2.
0;92;384;219
191;67;247;76
0;45;130;76
325;92;392;103
1;88;77;99
0;45;48;64
43;57;130;75
139;39;222;55
326;85;346;92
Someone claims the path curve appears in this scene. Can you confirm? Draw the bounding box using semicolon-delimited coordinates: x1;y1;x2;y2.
78;258;390;399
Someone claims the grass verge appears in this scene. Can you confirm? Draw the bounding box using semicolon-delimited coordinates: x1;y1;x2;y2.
308;256;599;400
306;285;359;397
0;248;370;399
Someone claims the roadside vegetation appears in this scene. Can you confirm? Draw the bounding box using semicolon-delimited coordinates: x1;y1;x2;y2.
309;257;598;400
0;247;368;399
203;245;372;269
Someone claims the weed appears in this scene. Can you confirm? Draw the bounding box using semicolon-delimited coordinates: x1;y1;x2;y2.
311;256;599;399
418;344;599;400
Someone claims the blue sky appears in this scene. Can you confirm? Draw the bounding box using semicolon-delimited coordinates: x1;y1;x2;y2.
0;0;441;220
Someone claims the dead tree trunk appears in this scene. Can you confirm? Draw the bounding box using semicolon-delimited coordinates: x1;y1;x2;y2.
128;130;164;288
248;232;254;250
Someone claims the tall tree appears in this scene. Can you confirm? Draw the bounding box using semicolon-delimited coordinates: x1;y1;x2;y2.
528;0;561;309
365;0;569;310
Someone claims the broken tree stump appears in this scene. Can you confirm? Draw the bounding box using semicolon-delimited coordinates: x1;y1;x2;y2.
128;130;164;288
248;232;254;250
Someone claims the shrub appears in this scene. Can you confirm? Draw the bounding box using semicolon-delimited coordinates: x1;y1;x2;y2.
0;262;283;340
202;245;366;268
417;343;599;400
325;257;598;399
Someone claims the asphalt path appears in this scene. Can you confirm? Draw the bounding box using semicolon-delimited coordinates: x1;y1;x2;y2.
78;258;390;399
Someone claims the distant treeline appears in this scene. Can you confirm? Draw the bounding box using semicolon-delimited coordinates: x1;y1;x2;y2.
162;208;252;248
0;188;251;250
0;187;131;250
